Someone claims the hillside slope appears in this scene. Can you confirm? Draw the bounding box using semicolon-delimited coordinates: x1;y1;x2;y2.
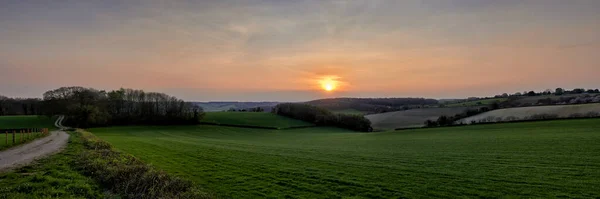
457;103;600;124
365;107;472;130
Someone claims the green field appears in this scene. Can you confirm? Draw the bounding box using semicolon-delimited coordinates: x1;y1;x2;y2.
0;115;55;129
90;119;600;198
0;116;55;150
200;112;314;129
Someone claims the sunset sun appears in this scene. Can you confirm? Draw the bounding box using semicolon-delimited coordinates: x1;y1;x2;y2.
320;77;338;92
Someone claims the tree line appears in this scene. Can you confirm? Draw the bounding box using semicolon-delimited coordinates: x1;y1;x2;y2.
2;87;204;128
0;96;42;116
493;88;600;98
273;103;372;132
425;104;500;127
307;97;439;114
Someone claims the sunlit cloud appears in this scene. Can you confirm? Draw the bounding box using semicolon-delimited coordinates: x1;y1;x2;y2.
1;0;600;101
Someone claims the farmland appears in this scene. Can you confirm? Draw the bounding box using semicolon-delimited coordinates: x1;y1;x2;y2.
0;116;55;150
90;119;600;198
200;112;314;129
458;103;600;124
0;115;55;129
365;107;472;130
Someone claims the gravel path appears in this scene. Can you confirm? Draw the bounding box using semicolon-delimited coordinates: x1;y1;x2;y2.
0;116;70;172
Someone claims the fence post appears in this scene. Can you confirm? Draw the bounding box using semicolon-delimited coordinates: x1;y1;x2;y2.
4;131;7;145
12;131;15;145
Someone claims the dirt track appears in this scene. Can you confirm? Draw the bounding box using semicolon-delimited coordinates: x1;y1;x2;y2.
0;116;69;172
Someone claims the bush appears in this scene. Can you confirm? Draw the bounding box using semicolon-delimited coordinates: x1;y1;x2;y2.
528;114;559;120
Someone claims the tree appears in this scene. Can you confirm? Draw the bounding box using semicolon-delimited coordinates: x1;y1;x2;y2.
573;88;585;94
527;91;537;96
555;88;564;95
501;93;509;98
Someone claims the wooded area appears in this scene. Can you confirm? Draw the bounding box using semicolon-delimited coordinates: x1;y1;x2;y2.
1;87;204;128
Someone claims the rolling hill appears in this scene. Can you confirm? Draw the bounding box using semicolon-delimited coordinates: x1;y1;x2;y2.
365;107;473;130
457;103;600;124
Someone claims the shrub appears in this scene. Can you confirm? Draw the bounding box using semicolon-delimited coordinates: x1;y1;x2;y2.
528;114;559;120
504;116;519;121
569;113;584;118
584;112;600;118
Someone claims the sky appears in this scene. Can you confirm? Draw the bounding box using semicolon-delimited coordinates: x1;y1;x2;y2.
1;0;599;101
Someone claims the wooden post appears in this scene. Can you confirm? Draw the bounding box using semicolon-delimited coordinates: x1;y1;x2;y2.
12;131;15;145
20;130;22;143
4;131;7;145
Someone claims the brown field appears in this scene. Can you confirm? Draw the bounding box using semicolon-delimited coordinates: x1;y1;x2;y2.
457;103;600;124
365;107;473;130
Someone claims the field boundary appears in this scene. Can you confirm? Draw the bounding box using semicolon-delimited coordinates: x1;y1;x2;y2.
199;122;315;130
76;130;213;198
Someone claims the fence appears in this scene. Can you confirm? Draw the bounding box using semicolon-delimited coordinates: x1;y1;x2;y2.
0;128;49;146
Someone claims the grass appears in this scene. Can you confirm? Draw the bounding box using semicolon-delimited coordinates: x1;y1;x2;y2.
90;119;600;198
0;132;105;198
0;115;55;150
200;112;314;129
0;115;55;129
444;98;507;107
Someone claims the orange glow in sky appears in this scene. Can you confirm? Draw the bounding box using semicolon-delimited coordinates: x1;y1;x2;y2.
319;76;339;92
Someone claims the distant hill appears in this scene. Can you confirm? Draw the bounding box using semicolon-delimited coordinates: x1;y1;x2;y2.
193;102;281;112
306;98;439;114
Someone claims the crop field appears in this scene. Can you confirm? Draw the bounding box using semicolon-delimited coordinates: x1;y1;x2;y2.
200;112;314;129
365;107;472;130
458;103;600;124
90;119;600;198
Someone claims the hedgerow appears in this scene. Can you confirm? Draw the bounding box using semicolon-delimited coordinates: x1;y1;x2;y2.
74;130;212;199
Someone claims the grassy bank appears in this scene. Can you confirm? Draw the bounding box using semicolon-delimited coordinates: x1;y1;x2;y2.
0;132;104;198
1;130;212;198
90;119;600;198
